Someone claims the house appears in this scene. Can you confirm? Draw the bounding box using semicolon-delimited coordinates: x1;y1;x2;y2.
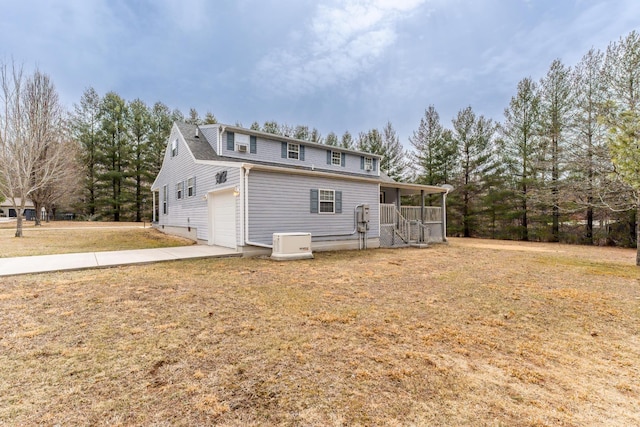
151;122;450;255
0;198;39;220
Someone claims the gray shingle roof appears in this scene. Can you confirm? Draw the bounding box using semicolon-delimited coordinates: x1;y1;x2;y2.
175;122;219;161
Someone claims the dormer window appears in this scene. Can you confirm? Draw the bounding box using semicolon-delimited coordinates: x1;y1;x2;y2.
288;143;300;160
331;151;341;166
364;157;373;171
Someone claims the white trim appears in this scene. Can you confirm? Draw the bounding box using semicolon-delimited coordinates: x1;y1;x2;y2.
287;142;300;160
186;177;195;198
318;188;335;214
331;151;341;166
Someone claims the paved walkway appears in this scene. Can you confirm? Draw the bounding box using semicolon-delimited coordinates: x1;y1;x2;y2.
0;245;240;277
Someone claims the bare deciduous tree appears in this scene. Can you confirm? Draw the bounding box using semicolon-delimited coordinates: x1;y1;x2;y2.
0;62;68;236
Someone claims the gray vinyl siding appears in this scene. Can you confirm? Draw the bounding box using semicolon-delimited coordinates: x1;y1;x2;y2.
247;170;379;245
220;130;378;176
198;126;219;153
153;125;241;242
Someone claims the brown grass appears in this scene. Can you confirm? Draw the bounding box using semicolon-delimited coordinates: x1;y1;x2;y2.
1;238;639;426
0;221;194;257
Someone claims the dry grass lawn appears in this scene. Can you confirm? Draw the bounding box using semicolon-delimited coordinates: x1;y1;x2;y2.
1;237;639;426
0;221;194;257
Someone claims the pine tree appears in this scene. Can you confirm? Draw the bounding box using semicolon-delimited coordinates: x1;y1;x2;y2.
71;87;102;217
602;31;640;264
128;98;151;222
380;121;407;181
409;106;458;186
340;131;354;149
97;92;130;221
501;78;542;241
325;131;338;146
568;48;610;244
203;111;218;124
538;59;573;241
451;106;496;237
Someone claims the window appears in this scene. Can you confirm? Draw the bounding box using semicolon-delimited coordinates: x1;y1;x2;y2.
187;177;195;197
171;139;178;157
319;189;335;213
176;181;184;200
162;185;168;215
288;143;299;160
364;157;373;171
331;151;342;166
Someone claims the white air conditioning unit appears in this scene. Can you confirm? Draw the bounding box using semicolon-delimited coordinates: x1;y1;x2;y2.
236;143;248;153
364;164;373;171
271;232;313;261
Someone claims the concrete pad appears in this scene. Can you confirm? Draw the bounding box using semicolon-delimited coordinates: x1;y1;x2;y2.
0;253;98;276
0;245;240;277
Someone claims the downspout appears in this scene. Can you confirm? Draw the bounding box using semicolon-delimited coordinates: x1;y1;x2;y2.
243;165;273;249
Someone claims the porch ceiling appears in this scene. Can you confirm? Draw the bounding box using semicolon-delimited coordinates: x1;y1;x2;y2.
380;182;447;196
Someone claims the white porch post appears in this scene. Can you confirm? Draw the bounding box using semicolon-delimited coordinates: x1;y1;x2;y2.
152;191;156;222
441;192;448;242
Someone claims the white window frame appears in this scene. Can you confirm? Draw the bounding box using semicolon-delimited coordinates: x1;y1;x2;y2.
364;157;373;171
187;177;194;197
331;151;341;166
176;181;184;200
288;143;300;160
319;189;335;214
171;139;178;157
162;185;168;215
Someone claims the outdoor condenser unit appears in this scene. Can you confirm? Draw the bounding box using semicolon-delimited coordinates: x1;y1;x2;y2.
271;232;313;261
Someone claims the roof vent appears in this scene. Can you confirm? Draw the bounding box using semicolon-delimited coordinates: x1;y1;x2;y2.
195;127;199;138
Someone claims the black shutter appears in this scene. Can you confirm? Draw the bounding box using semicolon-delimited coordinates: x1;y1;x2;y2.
193;176;196;196
327;150;331;165
227;132;234;150
281;142;287;158
250;136;257;154
373;158;377;171
300;145;305;161
360;156;364;169
310;189;318;213
341;153;346;167
335;191;342;213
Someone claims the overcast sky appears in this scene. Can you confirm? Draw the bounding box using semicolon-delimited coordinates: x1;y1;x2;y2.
2;0;639;145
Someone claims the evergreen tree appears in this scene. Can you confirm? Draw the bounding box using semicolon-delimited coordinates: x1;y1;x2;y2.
98;92;130;221
380;121;407;181
71;87;102;217
262;120;280;134
203;111;218;124
340;131;354;149
602;31;640;263
325;131;338;146
148;102;173;178
451;106;496;237
128;98;151;222
186;108;201;125
409;106;458;186
250;121;260;130
568;48;609;244
501;78;542;241
538;59;573;241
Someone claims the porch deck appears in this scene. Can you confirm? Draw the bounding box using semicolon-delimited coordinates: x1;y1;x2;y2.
380;204;444;247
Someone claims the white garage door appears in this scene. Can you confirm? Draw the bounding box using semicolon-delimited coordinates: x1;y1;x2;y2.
211;190;236;248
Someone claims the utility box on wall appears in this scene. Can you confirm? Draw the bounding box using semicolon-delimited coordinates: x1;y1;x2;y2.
271;232;314;261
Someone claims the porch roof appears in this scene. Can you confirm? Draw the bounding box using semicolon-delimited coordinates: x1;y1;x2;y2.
380;181;447;196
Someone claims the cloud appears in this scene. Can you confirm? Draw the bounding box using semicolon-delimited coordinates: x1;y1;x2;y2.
253;0;426;96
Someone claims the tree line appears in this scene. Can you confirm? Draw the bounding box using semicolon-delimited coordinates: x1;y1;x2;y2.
1;31;638;265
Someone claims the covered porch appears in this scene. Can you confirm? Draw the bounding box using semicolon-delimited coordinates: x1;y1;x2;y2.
379;182;449;248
